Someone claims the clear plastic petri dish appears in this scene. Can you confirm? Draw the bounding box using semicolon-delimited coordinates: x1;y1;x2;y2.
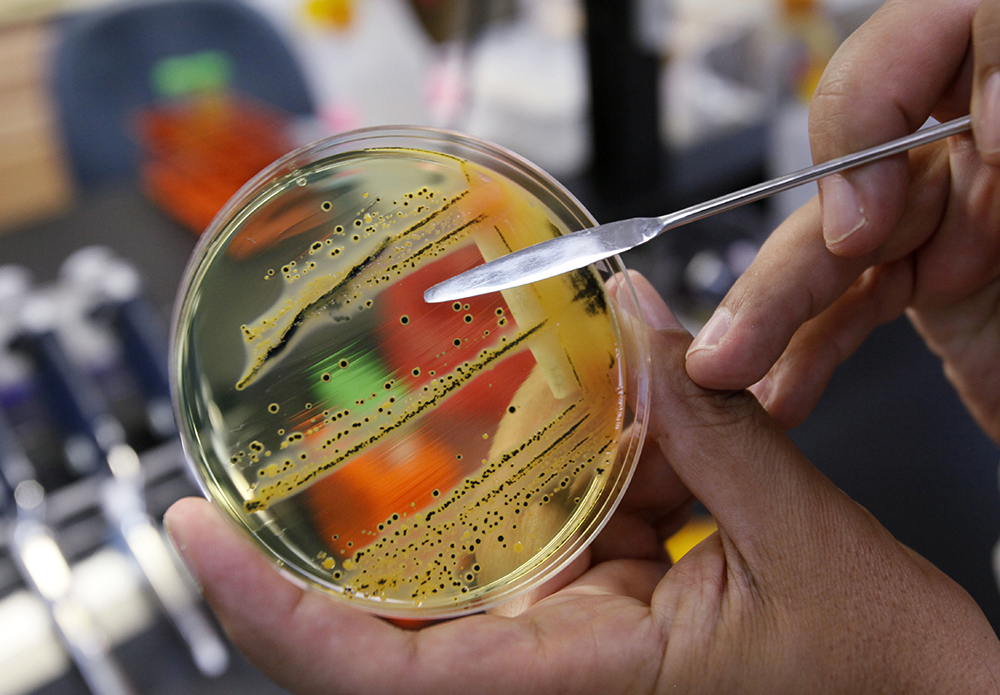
170;126;650;619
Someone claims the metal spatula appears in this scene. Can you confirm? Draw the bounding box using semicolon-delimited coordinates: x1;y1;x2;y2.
425;116;972;303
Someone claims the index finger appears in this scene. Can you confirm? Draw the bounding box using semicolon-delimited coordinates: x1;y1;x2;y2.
811;0;976;256
685;0;976;390
971;0;1000;162
686;141;954;391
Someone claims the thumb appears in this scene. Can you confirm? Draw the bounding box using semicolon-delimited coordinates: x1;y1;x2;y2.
627;274;844;567
972;0;1000;163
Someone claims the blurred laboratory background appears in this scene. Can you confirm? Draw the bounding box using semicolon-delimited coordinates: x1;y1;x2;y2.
0;0;997;693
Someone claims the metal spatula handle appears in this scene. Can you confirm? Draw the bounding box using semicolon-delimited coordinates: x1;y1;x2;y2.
661;115;971;231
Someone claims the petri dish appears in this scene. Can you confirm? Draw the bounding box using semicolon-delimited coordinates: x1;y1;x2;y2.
171;126;650;619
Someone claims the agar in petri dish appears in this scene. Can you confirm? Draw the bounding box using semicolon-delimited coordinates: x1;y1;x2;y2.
171;127;650;618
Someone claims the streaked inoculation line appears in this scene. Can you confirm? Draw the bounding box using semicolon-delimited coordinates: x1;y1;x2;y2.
380;214;486;278
244;319;548;512
454;409;591;523
237;190;479;390
347;410;597;593
236;234;393;389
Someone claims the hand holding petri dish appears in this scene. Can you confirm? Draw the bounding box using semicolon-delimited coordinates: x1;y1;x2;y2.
171;127;650;619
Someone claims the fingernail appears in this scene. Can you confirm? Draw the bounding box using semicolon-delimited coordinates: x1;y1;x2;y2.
749;375;772;410
688;307;731;354
978;71;1000;156
630;272;683;331
820;174;867;247
163;513;202;591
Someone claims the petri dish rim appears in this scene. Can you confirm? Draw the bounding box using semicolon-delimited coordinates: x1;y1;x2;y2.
169;125;651;618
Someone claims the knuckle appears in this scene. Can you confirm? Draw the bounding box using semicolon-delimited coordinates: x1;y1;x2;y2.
681;386;764;435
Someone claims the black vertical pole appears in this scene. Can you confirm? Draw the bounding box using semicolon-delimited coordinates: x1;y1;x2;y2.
584;0;663;215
